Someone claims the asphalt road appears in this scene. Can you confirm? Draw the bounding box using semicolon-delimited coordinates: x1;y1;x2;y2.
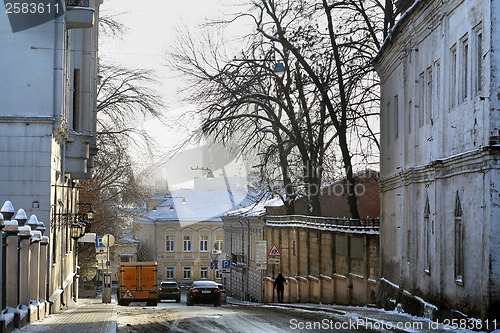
116;294;380;333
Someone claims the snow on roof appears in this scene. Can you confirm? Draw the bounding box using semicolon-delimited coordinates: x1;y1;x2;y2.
145;188;250;223
225;196;283;217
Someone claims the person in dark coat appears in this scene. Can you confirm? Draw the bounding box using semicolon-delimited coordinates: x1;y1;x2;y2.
273;273;286;302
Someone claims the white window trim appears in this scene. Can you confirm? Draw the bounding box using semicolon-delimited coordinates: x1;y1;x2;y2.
199;266;209;280
182;266;193;280
165;266;175;280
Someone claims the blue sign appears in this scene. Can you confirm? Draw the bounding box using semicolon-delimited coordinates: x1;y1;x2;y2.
222;260;231;269
96;236;105;248
210;262;218;270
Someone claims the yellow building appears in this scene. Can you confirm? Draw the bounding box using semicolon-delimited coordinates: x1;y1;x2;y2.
134;180;247;284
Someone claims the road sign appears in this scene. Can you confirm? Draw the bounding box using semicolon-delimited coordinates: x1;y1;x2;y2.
102;234;115;247
222;260;230;269
268;257;280;265
96;236;105;248
255;241;267;264
222;273;230;278
122;290;133;299
210;253;219;261
268;244;281;256
210;261;218;269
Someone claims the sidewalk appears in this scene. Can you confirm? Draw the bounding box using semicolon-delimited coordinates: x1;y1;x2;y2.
18;297;116;333
226;297;483;333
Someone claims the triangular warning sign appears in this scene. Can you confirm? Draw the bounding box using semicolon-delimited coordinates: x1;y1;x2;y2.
122;289;134;299
268;244;281;256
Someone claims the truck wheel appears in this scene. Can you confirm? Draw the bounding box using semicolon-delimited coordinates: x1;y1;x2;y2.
118;298;128;306
147;300;157;306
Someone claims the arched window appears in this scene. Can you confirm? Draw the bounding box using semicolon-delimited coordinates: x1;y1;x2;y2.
424;196;431;274
454;192;464;284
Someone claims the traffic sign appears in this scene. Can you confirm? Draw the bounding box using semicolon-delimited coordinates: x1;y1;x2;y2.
102;234;115;247
255;241;267;264
96;236;105;248
122;290;133;299
222;260;230;269
268;244;281;256
210;261;218;269
268;257;280;265
210;253;219;261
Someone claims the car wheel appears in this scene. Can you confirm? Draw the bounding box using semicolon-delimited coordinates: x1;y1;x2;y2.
176;297;181;303
214;301;221;307
187;298;193;306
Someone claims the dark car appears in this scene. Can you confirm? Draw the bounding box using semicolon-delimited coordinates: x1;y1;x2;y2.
158;281;181;302
186;281;221;306
215;283;226;304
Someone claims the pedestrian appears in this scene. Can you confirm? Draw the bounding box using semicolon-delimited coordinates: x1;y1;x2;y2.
273;273;286;303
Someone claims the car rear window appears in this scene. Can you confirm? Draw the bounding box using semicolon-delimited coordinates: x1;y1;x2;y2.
161;282;178;287
193;281;217;288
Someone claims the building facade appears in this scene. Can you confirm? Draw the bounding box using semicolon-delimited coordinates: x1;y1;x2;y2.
0;0;102;312
373;0;500;319
134;185;239;284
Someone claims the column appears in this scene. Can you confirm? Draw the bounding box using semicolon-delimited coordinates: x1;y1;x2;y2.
29;231;41;304
4;219;19;308
18;226;32;306
39;236;49;301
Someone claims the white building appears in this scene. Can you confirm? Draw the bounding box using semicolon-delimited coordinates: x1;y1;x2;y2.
373;0;500;320
0;0;102;312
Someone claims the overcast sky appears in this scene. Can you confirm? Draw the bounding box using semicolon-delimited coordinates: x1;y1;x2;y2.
99;0;252;184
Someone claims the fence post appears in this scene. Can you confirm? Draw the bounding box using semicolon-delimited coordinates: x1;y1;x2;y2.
39;235;49;317
29;229;41;321
18;226;32;306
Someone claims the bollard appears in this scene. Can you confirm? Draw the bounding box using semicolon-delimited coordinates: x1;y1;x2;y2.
4;219;19;309
18;226;32;306
29;230;41;322
39;236;49;317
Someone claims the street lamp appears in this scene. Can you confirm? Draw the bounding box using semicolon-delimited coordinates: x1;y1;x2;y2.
70;223;85;240
273;62;286;76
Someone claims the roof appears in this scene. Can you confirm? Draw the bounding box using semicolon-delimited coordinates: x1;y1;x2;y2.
144;187;250;224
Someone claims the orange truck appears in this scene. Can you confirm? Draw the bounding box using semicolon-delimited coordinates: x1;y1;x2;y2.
117;262;158;306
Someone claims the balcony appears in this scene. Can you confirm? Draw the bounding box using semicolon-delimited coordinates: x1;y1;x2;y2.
66;0;94;29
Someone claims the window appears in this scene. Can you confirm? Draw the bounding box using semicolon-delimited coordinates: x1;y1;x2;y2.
200;266;208;279
461;37;469;101
73;69;80;131
435;61;440;118
215;235;223;252
424;196;431;274
451;45;457;107
166;235;175;252
183;235;192;252
386;101;391;140
182;266;192;280
166;267;175;280
474;27;483;96
215;269;222;280
419;72;425;127
394;95;399;138
199;235;209;252
408;100;412;134
426;67;432;123
454;192;464;284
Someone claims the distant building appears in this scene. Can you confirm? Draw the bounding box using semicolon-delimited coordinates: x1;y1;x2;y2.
373;0;500;319
0;1;102;312
134;177;249;284
221;197;282;301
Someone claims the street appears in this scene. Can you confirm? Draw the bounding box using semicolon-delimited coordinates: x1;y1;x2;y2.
117;293;375;333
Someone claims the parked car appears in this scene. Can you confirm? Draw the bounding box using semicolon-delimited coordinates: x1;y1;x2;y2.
186;281;221;306
158;281;181;302
216;283;226;304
